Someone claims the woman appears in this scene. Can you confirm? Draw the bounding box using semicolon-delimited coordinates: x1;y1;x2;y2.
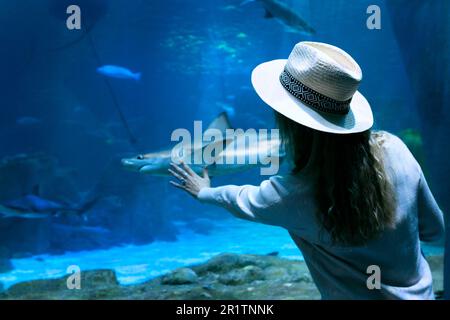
169;42;444;299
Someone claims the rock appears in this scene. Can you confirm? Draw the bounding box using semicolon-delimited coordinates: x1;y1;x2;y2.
291;273;312;283
219;265;265;286
82;269;118;288
194;253;266;275
169;287;213;300
161;268;198;285
0;153;70;203
2;269;119;299
264;266;290;281
0;253;444;300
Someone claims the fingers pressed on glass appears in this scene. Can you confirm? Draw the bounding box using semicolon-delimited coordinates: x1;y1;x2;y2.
168;168;184;181
180;161;195;176
169;181;185;189
170;163;188;177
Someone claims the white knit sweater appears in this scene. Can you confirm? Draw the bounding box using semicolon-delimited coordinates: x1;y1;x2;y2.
198;132;444;300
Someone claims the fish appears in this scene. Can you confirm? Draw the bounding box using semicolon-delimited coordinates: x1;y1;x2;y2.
49;0;138;147
0;186;100;219
121;112;284;177
97;65;142;81
220;5;238;11
241;0;316;35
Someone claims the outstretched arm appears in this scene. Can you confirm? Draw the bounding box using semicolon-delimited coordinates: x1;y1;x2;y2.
168;161;291;228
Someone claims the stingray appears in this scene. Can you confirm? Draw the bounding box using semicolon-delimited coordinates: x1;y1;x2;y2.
0;185;100;219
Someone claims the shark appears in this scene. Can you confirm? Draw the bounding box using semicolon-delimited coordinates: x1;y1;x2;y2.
0;186;100;219
241;0;316;35
121;113;284;177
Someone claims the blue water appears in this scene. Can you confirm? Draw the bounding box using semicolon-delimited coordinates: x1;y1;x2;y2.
0;216;443;290
0;218;301;289
0;0;448;295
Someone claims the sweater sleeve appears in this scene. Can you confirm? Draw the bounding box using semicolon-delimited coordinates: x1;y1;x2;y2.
417;171;445;243
197;176;291;227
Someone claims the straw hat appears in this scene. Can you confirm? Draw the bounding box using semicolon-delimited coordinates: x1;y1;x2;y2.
251;42;373;134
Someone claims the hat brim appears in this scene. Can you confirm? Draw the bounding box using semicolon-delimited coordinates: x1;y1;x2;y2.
251;59;374;134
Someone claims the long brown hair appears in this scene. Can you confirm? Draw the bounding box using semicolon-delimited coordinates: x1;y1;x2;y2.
275;111;396;245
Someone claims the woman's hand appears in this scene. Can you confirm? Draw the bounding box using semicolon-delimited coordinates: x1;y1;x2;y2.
168;161;210;198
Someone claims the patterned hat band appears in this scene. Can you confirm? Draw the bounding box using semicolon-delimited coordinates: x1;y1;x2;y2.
279;69;352;115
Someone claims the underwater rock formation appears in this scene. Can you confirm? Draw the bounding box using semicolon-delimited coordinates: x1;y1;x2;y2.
161;268;199;285
0;153;80;204
2;269;119;298
0;153;180;257
0;153;82;254
0;253;443;300
0;253;317;299
218;265;265;285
